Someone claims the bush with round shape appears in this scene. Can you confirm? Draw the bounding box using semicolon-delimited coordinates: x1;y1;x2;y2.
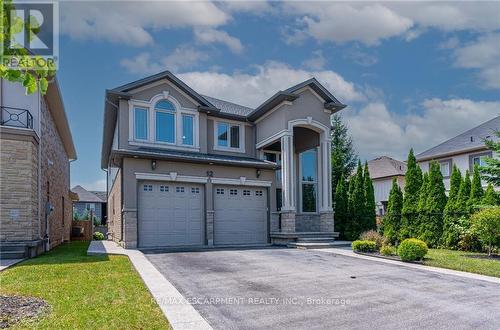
359;230;384;249
380;245;396;256
93;232;105;241
397;238;428;261
471;207;500;256
352;240;377;252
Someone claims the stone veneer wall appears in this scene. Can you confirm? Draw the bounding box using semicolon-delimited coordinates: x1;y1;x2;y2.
295;214;321;232
0;132;39;241
107;169;122;244
39;97;72;249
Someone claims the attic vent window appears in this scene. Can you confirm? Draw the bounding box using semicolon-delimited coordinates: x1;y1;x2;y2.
470;136;474;142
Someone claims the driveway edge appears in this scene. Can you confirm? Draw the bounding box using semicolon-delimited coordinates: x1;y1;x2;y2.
317;248;500;284
88;241;213;330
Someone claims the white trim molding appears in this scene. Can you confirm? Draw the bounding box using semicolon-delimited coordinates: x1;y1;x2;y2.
135;172;208;184
213;119;246;154
211;177;272;187
256;129;290;149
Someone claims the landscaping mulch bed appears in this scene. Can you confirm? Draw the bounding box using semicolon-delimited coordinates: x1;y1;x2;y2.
354;251;424;264
0;295;50;328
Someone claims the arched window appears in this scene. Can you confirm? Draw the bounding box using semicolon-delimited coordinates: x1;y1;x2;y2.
155;100;175;143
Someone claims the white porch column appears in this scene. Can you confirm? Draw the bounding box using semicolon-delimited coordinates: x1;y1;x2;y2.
320;135;333;212
280;133;295;211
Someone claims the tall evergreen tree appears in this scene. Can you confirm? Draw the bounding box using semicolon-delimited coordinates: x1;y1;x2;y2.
468;164;484;210
345;177;357;240
419;162;447;247
334;174;348;237
462;170;471;204
330;114;358;198
345;162;365;239
363;161;377;231
455;174;471;214
482;184;498;206
442;166;462;247
401;149;423;239
479;130;500;186
416;172;430;238
383;178;403;244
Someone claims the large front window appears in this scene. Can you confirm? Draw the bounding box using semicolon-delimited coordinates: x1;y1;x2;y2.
300;149;317;213
155;100;175;143
134;107;148;140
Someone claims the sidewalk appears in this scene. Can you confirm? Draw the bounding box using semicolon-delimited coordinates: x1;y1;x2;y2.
88;241;213;330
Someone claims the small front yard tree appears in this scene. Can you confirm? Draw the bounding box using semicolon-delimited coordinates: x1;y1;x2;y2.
480;130;500;186
401;149;422;239
383;178;403;244
334;174;348;238
419;162;447;247
471;207;500;256
363;161;377;231
331;114;358;197
482;184;499;206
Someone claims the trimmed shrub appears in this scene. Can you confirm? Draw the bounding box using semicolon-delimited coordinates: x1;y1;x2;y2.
380;245;396;256
93;232;105;241
359;230;384;249
397;238;428;261
352;240;377;252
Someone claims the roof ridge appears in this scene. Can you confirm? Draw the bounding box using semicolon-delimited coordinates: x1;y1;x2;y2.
201;94;254;110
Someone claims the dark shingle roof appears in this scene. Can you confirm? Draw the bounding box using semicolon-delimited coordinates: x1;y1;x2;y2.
90;191;107;201
416;116;500;160
201;95;254;117
71;186;106;203
367;156;407;179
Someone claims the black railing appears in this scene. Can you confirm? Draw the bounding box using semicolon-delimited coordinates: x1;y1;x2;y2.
0;106;33;129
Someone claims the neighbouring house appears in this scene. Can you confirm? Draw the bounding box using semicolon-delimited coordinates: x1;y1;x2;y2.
367;156;407;216
0;78;77;258
101;71;346;249
71;185;107;224
416;115;499;192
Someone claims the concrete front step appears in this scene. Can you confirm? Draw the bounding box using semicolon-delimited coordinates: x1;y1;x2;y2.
0;250;26;259
297;237;336;243
288;240;352;249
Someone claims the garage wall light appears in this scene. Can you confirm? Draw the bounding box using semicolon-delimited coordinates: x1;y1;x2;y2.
151;160;157;170
256;169;261;178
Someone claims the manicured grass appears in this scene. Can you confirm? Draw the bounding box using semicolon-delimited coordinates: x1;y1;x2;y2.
0;241;170;329
424;249;500;278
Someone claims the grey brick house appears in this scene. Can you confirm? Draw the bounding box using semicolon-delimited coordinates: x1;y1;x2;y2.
101;71;346;249
71;185;107;224
1;78;77;258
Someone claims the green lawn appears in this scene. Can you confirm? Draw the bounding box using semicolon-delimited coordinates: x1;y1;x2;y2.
0;241;170;329
424;249;500;278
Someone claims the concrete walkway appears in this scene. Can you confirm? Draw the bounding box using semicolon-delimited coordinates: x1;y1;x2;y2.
88;241;212;330
0;258;24;272
318;247;500;284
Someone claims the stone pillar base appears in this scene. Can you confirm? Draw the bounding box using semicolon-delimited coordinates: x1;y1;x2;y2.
320;211;334;233
206;210;214;247
280;211;296;233
123;209;137;249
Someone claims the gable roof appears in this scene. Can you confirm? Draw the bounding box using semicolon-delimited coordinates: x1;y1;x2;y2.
368;156;407;179
416;116;500;161
201;95;254;117
71;185;106;203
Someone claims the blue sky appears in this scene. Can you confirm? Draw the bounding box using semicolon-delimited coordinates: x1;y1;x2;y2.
57;1;500;191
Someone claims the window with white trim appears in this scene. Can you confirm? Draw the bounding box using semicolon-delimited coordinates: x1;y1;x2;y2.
155;100;176;143
243;190;251;196
300;149;317;213
230;189;238;195
182;115;194;146
143;184;153;192
160;185;169;192
440;161;450;178
216;121;242;151
255;190;263;196
134;107;148;140
191;187;200;194
176;186;185;193
216;188;224;195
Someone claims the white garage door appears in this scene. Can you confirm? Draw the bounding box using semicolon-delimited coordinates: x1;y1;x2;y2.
138;182;204;248
214;186;268;245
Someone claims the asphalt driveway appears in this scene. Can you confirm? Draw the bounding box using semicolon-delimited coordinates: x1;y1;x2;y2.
145;248;500;330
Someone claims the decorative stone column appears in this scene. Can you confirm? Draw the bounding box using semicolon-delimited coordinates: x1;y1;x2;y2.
122;208;137;248
320;211;334;233
206;210;214;247
206;179;214;247
320;132;334;233
280;133;296;232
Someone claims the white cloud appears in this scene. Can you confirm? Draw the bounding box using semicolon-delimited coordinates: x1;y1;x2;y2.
454;34;500;89
345;49;378;67
121;46;208;74
220;1;273;13
72;179;106;191
60;1;228;46
302;50;326;70
282;2;500;46
177;61;365;108
194;28;244;54
344;98;500;161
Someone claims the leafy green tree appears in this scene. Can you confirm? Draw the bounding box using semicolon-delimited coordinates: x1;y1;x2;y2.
442;166;463;248
415;172;429;238
1;0;54;94
480;130;500;186
419;162;447;247
383;178;403;244
363;161;377;231
334;174;348;237
471;207;500;256
482;184;498;206
401;149;422;239
331;114;358;198
468;164;484;210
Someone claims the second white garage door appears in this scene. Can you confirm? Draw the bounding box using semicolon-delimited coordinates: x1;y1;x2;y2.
214;186;268;245
138;181;204;248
